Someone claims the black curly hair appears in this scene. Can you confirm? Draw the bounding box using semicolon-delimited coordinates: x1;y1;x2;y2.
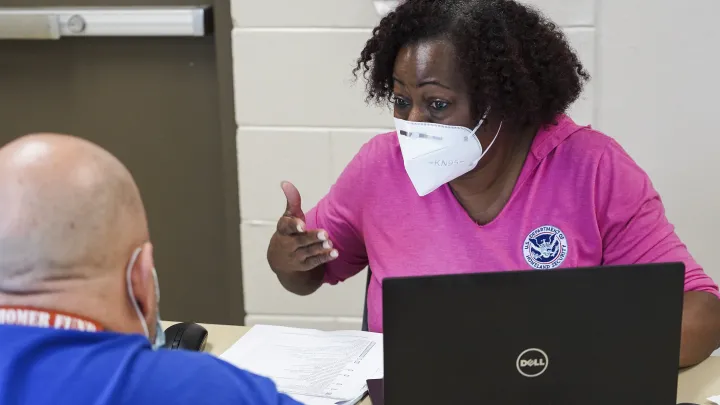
353;0;590;128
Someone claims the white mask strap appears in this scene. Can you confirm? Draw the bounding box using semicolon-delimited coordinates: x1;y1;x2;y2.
469;107;492;135
126;247;150;338
480;120;503;158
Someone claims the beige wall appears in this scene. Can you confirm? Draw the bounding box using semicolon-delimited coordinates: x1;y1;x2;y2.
230;0;720;330
231;1;390;330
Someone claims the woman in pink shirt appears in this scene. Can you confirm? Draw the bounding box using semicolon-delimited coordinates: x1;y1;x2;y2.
266;0;720;367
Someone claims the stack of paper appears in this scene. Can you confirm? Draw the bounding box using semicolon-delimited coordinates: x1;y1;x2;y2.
219;325;384;405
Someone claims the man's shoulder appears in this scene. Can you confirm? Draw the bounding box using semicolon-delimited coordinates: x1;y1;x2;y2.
0;326;299;404
133;350;299;404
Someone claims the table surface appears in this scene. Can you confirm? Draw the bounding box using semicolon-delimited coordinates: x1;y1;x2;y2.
163;321;720;405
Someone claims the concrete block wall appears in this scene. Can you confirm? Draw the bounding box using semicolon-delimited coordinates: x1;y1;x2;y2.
230;0;597;330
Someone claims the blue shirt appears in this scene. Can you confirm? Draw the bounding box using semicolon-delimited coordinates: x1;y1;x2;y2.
0;325;303;405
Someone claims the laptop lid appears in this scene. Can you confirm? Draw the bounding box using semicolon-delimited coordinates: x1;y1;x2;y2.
382;263;685;405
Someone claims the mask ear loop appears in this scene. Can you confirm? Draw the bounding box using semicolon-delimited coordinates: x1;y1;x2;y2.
126;247;150;338
479;120;504;159
470;107;503;157
470;107;492;134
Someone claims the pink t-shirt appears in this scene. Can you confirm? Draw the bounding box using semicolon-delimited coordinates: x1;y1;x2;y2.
305;115;719;333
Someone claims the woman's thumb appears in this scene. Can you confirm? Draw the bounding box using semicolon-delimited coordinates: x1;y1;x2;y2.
281;181;304;219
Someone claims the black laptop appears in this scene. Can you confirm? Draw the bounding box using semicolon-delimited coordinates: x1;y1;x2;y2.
382;263;685;405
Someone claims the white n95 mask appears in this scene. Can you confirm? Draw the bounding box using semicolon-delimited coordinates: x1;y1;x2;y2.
395;112;503;196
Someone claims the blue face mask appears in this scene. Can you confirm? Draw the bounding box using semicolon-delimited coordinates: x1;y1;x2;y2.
126;248;165;350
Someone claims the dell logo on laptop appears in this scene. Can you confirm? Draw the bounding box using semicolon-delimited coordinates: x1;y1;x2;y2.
516;348;549;378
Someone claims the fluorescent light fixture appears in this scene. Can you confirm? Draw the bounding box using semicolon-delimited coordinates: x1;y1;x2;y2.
0;6;210;38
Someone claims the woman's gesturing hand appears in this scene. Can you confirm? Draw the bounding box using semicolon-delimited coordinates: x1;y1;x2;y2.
267;181;338;275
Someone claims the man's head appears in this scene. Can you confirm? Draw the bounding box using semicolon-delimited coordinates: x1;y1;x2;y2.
0;133;160;342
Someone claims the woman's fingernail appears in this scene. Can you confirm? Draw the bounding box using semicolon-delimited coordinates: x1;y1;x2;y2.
323;241;332;249
318;231;327;241
330;250;339;258
296;223;304;233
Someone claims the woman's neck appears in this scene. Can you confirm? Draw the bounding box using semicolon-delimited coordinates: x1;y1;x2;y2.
449;125;536;224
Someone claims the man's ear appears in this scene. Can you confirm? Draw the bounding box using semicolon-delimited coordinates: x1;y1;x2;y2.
129;242;155;326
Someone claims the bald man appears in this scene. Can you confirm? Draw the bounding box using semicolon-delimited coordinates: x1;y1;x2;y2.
0;134;301;405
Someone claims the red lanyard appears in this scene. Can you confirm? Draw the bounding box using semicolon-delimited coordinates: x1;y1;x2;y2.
0;306;103;332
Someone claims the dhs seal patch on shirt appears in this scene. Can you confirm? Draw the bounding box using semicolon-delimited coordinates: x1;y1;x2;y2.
523;225;568;270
